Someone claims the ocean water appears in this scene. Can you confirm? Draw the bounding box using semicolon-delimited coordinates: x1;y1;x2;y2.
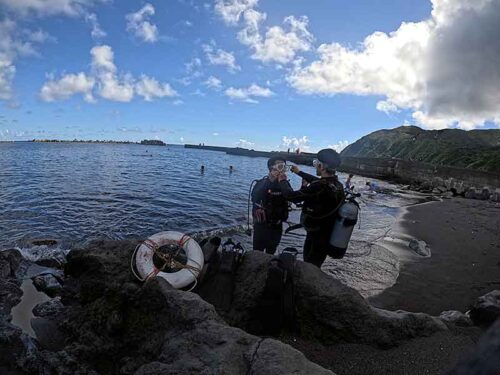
0;142;429;296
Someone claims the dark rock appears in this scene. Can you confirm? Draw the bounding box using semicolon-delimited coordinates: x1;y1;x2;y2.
32;274;62;297
29;239;59;247
439;310;473;327
0;260;10;279
464;188;477;199
215;251;445;348
0;279;22;318
0;249;23;278
293;260;446;347
447;318;500;374
31;317;67;351
437;186;448;193
64;239;140;303
35;258;64;269
2;239;456;374
408;239;431;257
32;297;64;318
130;279;333;375
54;241;335;374
0;319;98;374
469;290;500;327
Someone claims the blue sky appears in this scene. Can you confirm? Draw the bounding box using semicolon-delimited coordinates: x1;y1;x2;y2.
1;0;499;150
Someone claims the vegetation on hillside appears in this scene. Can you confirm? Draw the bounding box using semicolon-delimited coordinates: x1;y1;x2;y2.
340;126;500;173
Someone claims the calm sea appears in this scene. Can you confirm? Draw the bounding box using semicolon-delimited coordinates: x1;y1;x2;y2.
0;142;427;296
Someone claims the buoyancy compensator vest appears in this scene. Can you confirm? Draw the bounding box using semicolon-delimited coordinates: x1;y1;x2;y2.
253;177;290;227
300;177;345;232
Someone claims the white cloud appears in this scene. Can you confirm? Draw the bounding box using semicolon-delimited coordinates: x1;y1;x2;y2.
39;44;178;103
239;14;314;64
85;13;106;40
40;72;95;102
90;45;134;102
204;76;223;90
215;0;313;65
0;0;102;17
237;138;254;148
289;0;500;130
172;99;184;106
212;132;219;136
0;19;47;101
126;3;159;43
224;83;274;103
328;140;349;153
214;0;259;25
136;75;178;101
281;135;310;151
376;100;399;115
203;43;240;72
90;44;115;72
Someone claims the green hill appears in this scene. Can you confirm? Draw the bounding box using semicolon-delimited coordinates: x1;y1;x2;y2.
340;126;500;173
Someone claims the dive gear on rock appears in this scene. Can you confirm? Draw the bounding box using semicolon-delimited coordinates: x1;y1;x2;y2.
255;247;298;335
196;238;245;312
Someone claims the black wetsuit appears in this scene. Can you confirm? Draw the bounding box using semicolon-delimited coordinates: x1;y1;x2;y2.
251;177;291;254
280;171;345;267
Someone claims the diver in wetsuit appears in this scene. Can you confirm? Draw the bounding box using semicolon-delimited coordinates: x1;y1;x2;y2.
251;157;291;254
278;149;345;268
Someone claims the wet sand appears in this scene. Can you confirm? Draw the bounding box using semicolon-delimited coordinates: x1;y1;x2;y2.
369;197;500;315
286;326;481;375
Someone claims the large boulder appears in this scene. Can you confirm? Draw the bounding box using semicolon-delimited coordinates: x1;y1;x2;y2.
213;250;446;348
32;274;63;297
469;290;500;327
56;240;334;374
32;298;65;319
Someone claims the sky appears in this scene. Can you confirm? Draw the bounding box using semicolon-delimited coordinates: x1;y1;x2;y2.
1;0;499;151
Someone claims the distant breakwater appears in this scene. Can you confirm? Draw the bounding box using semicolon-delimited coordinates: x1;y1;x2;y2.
184;144;500;195
184;144;316;165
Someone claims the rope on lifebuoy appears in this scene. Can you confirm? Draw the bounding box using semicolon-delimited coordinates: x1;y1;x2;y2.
131;234;203;288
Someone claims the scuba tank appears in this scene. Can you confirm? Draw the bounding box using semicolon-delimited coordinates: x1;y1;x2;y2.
328;194;359;259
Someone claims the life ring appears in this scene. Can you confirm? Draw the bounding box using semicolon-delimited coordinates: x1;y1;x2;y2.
133;231;204;289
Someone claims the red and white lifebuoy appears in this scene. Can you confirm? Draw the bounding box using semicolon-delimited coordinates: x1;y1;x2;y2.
133;231;204;289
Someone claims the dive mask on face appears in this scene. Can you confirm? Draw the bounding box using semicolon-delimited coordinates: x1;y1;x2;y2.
273;162;289;172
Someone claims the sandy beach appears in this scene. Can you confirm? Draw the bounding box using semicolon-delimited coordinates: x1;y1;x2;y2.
285;196;499;375
370;197;500;315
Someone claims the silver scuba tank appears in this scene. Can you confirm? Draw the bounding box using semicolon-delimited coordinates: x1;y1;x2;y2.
329;201;359;258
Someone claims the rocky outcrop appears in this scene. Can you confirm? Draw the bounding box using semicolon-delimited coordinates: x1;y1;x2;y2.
3;240;494;374
439;311;473;327
469;290;500;327
0;241;335;374
212;250;446;348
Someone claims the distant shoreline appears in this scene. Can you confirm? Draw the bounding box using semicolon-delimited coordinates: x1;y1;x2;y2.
2;139;169;146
